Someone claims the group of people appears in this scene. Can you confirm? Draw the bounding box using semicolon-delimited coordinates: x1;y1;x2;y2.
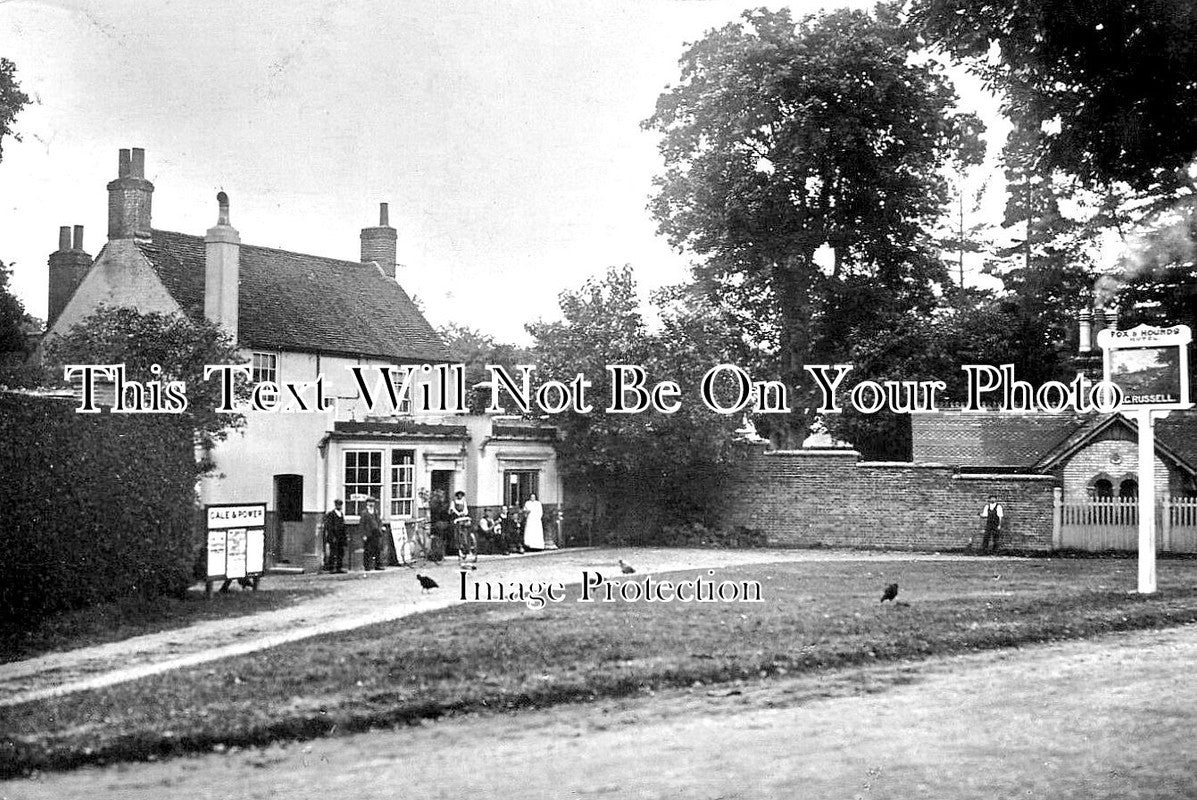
321;492;555;572
477;497;553;555
321;497;389;573
452;492;554;561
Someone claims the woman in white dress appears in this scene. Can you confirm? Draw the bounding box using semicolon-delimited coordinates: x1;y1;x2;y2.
522;494;545;550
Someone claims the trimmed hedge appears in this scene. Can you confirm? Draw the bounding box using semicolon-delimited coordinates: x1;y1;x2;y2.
0;392;198;628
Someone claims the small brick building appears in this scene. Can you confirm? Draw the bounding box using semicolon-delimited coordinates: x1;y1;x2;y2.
912;411;1197;502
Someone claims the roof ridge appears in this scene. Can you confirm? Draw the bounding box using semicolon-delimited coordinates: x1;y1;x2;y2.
152;228;379;272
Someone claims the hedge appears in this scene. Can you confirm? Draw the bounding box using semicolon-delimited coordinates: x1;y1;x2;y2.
0;391;198;628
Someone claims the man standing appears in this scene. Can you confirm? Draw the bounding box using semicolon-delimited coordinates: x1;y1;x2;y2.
979;495;1004;554
324;499;347;573
360;499;385;571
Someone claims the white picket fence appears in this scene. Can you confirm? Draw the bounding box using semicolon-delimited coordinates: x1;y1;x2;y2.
1054;494;1197;552
1166;497;1197;553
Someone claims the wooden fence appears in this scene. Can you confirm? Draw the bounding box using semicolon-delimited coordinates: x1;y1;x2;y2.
1164;496;1197;553
1054;492;1197;552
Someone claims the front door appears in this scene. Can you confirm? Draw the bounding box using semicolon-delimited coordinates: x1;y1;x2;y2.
273;474;303;564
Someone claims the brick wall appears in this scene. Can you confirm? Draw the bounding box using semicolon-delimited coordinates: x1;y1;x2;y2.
719;446;1059;551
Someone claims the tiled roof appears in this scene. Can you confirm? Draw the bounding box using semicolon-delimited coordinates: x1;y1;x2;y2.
911;414;1085;466
914;410;1197;473
1150;413;1197;472
138;230;449;363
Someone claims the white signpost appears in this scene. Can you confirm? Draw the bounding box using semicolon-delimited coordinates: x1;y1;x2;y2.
1097;324;1192;594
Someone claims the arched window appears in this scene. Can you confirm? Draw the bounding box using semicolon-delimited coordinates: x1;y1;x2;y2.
1093;479;1113;498
1119;479;1138;498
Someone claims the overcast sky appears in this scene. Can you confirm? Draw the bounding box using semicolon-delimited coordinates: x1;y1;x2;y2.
0;0;1001;344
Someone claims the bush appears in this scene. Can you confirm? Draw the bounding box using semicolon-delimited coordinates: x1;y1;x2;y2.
654;522;768;549
0;392;198;628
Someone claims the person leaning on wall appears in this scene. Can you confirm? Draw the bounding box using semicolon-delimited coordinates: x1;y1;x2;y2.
978;495;1004;554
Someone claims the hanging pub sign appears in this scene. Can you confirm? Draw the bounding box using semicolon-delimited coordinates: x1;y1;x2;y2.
1097;324;1192;411
205;503;267;593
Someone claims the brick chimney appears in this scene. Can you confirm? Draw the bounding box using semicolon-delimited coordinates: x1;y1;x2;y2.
360;202;397;278
107;148;154;240
47;225;92;326
204;191;240;341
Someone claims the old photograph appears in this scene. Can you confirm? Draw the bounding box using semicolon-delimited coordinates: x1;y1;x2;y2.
2;1;1197;797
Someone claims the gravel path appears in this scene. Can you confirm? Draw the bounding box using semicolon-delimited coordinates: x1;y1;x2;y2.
0;548;989;707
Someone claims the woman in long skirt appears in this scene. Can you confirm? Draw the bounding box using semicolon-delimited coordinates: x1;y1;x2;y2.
523;494;545;550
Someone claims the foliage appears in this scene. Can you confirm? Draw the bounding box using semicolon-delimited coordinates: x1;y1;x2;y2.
436;323;532;414
0;57;29;162
822;289;1086;458
0;261;47;389
44;306;249;461
645;5;982;445
0;393;198;627
913;0;1197;192
527;267;743;534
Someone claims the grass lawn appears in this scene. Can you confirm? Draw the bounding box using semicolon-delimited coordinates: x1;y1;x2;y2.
0;583;324;664
4;556;1197;776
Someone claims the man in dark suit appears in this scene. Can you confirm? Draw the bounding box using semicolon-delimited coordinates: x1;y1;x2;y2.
323;499;347;573
360;499;385;571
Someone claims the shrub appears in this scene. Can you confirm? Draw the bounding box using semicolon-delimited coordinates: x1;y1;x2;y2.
0;392;198;628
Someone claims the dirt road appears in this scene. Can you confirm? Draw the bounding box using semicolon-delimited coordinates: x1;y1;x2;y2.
4;621;1195;799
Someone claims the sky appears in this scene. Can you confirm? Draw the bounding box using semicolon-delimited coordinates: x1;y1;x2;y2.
0;0;1004;344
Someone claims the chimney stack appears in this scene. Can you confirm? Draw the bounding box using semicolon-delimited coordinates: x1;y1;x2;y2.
1078;308;1092;354
205;191;241;342
360;202;398;278
107;147;154;240
47;224;92;326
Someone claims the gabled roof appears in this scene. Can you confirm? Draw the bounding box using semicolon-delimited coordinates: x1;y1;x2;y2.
913;410;1197;474
138;230;449;363
1034;413;1197;476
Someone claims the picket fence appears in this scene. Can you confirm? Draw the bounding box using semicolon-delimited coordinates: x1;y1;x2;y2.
1055;494;1197;552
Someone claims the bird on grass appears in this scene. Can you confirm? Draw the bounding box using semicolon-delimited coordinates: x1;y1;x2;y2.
417;574;439;593
880;583;899;603
619;559;636;574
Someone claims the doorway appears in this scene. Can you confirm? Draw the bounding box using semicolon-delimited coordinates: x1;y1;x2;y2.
273;474;303;564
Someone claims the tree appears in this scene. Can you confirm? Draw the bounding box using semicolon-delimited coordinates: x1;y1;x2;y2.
437;323;532;414
44;307;249;469
0;260;46;388
645;5;982;446
0;57;29;162
913;0;1197;193
0;59;35;385
527;267;743;537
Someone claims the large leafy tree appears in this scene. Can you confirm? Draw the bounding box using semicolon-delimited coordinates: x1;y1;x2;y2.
527;267;743;536
913;0;1197;193
437;323;533;414
0;57;29;162
645;5;982;446
45;307;249;469
0;61;35;385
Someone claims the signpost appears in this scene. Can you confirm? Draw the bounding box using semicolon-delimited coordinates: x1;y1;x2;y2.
1097;323;1192;593
205;503;268;594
